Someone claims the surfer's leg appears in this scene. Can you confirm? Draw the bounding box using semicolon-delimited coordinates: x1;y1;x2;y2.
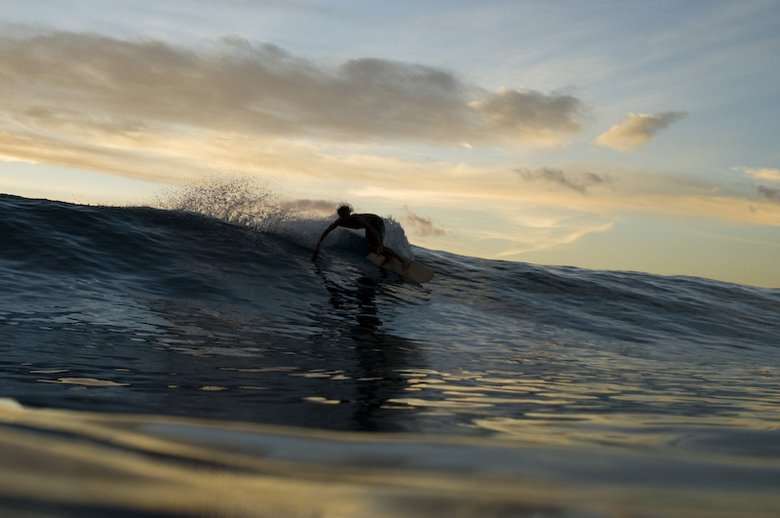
371;220;408;267
381;245;410;269
376;220;386;242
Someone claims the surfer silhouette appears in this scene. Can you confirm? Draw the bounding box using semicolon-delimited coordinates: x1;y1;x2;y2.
312;205;409;267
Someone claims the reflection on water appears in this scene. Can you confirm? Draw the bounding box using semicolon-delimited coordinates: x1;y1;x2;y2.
384;365;780;456
312;267;422;431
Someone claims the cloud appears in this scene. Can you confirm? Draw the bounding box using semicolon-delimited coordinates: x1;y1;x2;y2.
734;167;780;183
402;207;448;237
0;28;588;169
732;167;780;204
595;111;687;151
516;167;612;194
469;87;584;145
494;220;615;258
757;185;780;203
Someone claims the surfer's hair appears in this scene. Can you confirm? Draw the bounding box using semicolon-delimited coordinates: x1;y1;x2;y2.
337;204;352;217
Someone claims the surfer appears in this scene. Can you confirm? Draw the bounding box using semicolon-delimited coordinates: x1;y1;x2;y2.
312;205;409;268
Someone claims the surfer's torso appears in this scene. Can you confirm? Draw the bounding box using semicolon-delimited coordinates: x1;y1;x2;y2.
338;213;385;244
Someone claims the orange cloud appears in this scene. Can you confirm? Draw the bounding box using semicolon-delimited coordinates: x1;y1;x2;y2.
595;112;686;151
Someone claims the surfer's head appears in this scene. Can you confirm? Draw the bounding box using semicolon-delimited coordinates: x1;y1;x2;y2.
337;204;352;219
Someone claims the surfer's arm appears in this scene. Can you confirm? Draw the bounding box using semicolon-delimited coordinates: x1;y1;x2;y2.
317;221;340;245
312;221;339;260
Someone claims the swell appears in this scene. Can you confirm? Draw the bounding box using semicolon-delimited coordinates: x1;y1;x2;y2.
421;248;780;355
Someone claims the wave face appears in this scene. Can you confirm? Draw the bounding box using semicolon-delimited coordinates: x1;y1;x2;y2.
2;193;780;517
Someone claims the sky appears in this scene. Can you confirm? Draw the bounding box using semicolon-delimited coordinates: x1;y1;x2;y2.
1;0;779;287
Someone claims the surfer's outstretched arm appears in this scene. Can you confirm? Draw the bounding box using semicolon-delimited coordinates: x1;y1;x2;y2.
312;221;339;260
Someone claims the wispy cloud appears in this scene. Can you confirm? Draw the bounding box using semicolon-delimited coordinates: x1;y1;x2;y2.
516;167;612;194
595;111;686;151
494;220;615;258
734;167;780;183
402;206;448;237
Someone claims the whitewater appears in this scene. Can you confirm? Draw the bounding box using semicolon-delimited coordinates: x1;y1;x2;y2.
1;191;779;517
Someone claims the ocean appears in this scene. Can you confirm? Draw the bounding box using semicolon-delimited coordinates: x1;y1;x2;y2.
1;191;779;517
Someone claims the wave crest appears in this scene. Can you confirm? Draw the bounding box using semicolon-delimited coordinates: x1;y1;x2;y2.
156;176;413;256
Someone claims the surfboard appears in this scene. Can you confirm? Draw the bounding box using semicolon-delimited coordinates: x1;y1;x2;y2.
367;252;434;283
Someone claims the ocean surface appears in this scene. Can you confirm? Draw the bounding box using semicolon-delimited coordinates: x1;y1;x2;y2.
1;191;779;517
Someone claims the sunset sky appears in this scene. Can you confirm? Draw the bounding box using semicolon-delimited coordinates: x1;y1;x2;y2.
1;1;779;287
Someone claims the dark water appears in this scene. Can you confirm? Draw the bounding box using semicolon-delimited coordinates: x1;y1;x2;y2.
1;193;779;517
